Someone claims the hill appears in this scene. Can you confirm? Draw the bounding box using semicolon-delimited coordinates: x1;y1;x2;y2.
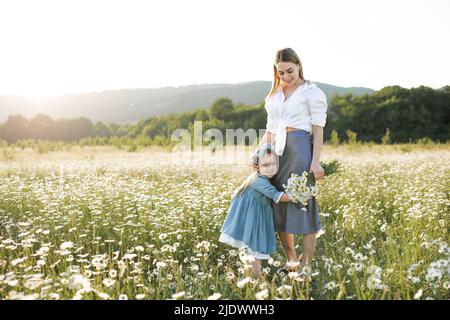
0;81;375;123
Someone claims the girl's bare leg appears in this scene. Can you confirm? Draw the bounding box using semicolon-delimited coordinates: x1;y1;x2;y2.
252;259;262;278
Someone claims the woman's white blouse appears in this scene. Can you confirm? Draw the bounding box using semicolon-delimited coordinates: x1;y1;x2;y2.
264;81;328;156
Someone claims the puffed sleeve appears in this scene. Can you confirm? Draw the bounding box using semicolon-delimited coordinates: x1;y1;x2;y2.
251;176;284;203
308;88;328;127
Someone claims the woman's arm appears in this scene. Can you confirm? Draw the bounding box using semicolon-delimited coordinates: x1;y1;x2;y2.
308;87;327;180
310;125;325;180
256;131;275;150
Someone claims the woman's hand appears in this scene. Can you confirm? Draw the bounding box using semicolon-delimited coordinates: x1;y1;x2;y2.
309;161;324;180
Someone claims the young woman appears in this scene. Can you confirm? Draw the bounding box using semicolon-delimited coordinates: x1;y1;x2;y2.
255;47;327;274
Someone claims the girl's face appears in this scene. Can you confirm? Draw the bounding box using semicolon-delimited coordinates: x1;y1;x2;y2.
258;152;278;178
276;61;300;87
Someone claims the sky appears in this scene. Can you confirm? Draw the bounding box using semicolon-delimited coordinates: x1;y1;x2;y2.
0;0;449;97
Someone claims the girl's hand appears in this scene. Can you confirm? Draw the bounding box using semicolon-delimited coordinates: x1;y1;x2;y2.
280;193;290;202
310;161;325;180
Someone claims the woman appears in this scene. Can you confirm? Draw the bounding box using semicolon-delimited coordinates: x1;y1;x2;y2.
254;47;327;274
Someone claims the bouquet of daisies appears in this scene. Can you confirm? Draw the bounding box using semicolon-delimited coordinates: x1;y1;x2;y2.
282;171;316;205
283;160;341;206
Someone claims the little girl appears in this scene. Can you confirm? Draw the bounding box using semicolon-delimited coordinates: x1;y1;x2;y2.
219;143;291;277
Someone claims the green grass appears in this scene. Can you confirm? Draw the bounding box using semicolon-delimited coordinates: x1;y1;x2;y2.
0;144;448;300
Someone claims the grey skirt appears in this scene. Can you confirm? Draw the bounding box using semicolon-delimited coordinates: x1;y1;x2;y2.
270;129;322;235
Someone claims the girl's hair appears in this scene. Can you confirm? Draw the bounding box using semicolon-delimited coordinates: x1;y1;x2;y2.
269;48;304;97
232;144;275;198
232;172;258;199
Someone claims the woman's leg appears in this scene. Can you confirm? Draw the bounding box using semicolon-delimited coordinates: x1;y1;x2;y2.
277;232;297;261
300;232;317;269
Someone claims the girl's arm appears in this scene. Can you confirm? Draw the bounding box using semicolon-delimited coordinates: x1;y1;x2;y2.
251;177;292;203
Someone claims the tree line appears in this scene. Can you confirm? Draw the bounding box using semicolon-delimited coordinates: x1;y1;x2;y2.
1;85;449;145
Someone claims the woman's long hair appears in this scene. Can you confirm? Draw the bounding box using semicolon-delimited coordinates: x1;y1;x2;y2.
269;48;304;97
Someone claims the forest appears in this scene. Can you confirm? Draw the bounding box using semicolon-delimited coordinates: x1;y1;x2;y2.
1;85;449;146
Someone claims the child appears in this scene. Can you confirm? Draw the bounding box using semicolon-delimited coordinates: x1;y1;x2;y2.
219;143;291;277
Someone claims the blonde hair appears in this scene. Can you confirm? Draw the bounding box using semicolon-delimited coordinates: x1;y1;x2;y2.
269;48;304;97
232;172;258;198
232;144;276;198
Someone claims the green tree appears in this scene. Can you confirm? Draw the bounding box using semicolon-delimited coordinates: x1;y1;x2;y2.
94;122;112;137
1;115;29;142
209;98;234;121
28;114;57;140
67;117;95;140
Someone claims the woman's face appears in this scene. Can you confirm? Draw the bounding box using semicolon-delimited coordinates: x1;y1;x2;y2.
276;61;300;87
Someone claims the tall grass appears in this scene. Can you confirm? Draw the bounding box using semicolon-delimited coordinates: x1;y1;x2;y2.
0;144;448;300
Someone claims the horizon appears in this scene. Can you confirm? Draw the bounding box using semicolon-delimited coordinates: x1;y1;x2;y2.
1;79;378;99
2;79;446;100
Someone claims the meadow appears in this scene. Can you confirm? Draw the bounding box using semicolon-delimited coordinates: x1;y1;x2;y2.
0;143;449;300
